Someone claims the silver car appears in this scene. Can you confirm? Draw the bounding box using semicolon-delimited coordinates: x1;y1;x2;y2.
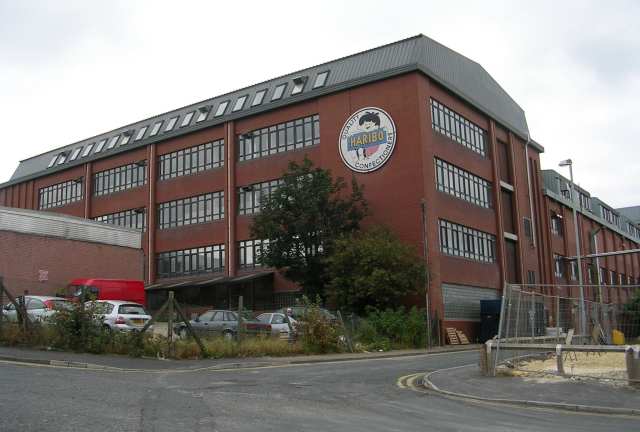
256;312;297;338
88;300;152;332
1;296;73;323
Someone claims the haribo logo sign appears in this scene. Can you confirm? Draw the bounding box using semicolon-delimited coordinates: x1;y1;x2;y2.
339;107;396;173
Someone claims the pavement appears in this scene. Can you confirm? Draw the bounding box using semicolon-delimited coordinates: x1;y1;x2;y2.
424;362;640;416
0;343;479;371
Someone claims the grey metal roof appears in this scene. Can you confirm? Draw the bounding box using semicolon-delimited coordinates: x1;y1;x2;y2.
617;206;640;224
0;206;142;249
6;34;538;186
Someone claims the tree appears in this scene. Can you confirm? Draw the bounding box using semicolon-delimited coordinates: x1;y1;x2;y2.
326;226;426;314
250;157;368;298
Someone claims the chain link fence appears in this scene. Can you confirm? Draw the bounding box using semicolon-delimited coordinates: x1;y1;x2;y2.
494;283;640;382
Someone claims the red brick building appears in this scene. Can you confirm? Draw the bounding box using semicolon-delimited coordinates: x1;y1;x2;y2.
0;206;143;297
1;35;638;338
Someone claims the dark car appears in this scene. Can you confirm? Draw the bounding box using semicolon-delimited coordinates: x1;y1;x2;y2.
174;309;271;339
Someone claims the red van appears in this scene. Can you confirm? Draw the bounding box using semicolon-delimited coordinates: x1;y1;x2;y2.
68;279;146;307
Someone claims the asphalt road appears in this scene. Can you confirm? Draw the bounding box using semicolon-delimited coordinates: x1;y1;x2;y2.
0;350;637;431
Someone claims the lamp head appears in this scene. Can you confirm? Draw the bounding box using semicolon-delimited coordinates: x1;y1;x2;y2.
559;159;573;167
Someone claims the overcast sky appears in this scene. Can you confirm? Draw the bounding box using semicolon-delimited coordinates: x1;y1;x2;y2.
1;0;638;207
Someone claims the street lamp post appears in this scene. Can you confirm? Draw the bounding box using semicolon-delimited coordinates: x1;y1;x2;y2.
559;159;587;339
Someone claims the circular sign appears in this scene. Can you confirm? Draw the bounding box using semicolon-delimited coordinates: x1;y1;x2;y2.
339;107;396;173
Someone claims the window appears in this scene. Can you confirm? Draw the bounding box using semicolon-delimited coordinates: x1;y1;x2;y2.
238;239;270;269
570;261;578;281
430;98;487;156
94;139;107;153
523;218;533;241
150;121;163;136
135;126;148;141
120;131;133;145
164;116;178;132
527;270;536;285
157;191;224;229
579;192;591;210
47;155;58;168
56;152;68;165
550;213;563;236
181;111;195;127
93;162;147;196
602;207;619;226
313;71;329;88
69;147;82;161
158;139;224;181
196;107;209;122
237;114;320;161
81;143;94;157
600;267;608;284
233;95;247;112
291;76;307;95
272;83;286;101
106;135;120;150
554;254;564;278
238;178;284;215
215;101;229;117
434;158;491;208
38;178;83;209
156;244;225;278
252;89;267;106
438;219;496;263
94;208;146;231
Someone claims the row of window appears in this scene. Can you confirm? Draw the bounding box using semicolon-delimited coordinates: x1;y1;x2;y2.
156;245;225;279
238;239;270;269
430;98;487;156
93;162;147;197
553;256;640;286
237;115;320;161
93;208;146;231
158;139;224;181
238;179;284;215
38;179;83;210
157;192;224;229
46;72;330;171
439;219;496;263
434;158;492;208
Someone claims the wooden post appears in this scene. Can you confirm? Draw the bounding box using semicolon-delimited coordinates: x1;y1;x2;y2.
167;291;174;358
337;310;354;352
237;296;243;343
556;344;565;375
19;291;28;333
173;299;208;358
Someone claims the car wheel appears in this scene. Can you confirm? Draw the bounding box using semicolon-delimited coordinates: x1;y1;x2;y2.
222;330;234;341
178;328;188;338
103;325;113;334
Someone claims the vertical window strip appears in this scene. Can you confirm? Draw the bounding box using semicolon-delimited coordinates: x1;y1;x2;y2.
94;208;146;231
237;178;285;215
93;162;147;196
38;178;84;209
157;191;224;229
238;239;270;269
158;139;224;181
434;158;491;208
237;114;320;161
430;98;486;156
438;219;496;263
156;244;225;278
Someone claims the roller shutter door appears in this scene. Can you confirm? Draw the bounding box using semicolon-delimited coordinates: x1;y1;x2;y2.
442;283;498;321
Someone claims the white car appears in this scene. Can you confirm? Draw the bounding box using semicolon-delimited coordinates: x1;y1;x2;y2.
1;296;73;323
256;312;297;338
88;300;152;332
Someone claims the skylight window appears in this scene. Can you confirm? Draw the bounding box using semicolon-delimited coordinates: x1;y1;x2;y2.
47;155;58;168
272;84;287;101
120;131;133;145
81;143;94;157
150;121;163;136
196;107;209;122
135;126;148;141
69;147;82;161
215;101;229;117
106;135;120;150
181;111;195;127
233;95;248;112
57;152;68;165
252;89;267;106
291;76;307;95
313;71;329;88
95;139;107;153
165;116;178;132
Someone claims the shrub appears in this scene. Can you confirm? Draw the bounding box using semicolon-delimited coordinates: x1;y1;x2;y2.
356;306;427;350
297;296;342;354
47;303;110;353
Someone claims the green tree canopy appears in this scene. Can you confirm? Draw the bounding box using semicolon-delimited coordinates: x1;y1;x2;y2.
326;226;426;314
250;157;368;298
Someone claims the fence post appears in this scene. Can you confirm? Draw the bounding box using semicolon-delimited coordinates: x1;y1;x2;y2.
237;296;243;343
493;284;510;376
0;276;4;337
529;290;535;343
167;291;174;358
19;291;27;333
556;344;565;375
337;310;353;353
556;295;561;344
626;346;640;388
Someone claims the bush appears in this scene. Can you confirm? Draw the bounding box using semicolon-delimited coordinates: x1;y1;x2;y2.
355;306;427;350
47;303;110;353
296;296;342;354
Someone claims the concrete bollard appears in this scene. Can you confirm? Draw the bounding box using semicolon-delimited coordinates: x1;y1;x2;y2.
556;344;565;375
626;346;640;388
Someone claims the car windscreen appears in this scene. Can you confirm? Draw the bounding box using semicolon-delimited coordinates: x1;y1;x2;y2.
118;304;146;315
48;300;73;310
256;314;270;323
